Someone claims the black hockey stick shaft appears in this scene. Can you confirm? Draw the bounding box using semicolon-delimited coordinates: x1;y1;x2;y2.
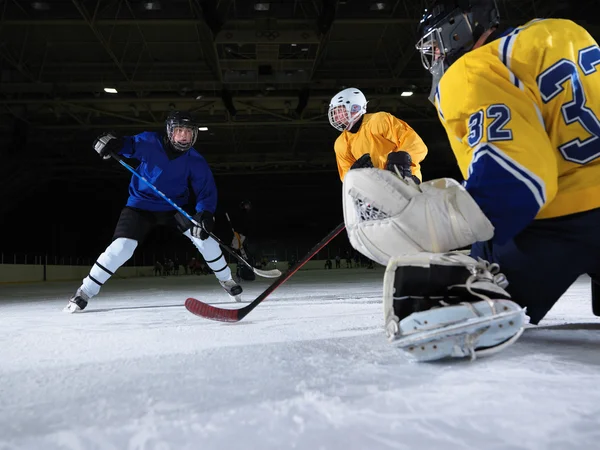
225;212;248;259
185;222;347;322
110;152;281;278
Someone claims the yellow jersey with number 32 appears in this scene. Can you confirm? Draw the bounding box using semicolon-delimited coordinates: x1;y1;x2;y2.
435;18;600;244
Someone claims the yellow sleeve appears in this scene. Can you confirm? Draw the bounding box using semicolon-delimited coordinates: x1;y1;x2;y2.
334;135;356;181
438;53;558;244
373;113;428;181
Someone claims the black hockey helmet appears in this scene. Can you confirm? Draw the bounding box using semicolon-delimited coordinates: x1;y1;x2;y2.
165;110;198;152
416;0;500;101
417;0;500;71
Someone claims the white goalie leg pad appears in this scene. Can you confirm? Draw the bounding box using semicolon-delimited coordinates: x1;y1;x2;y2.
382;252;526;362
342;169;494;266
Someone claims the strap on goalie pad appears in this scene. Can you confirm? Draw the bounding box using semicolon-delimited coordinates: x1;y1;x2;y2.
382;252;526;362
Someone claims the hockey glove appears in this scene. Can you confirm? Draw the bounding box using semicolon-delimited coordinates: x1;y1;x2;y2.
93;132;124;159
350;153;374;170
386;151;411;177
191;211;214;240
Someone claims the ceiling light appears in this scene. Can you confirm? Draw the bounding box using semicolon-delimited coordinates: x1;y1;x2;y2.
31;2;50;10
103;87;118;94
198;126;209;131
143;1;161;10
401;91;413;97
254;3;270;11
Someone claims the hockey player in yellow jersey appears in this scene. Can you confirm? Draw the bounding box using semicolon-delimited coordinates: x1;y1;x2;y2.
340;0;600;361
328;87;428;182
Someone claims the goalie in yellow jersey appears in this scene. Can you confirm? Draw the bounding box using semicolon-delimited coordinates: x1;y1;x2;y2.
341;0;600;361
328;87;428;183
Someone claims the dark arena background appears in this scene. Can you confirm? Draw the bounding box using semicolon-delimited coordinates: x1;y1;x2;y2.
0;0;595;267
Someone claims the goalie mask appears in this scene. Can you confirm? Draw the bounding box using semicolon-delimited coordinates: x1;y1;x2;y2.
165;110;198;152
416;0;500;103
328;88;368;132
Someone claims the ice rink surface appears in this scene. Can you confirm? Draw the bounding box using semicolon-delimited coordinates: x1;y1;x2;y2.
1;269;599;450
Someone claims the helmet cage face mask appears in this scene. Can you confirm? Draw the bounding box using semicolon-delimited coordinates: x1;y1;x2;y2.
166;118;198;152
416;8;475;73
328;101;367;132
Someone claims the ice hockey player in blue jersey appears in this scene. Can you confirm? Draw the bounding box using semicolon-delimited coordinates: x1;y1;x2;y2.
64;110;243;313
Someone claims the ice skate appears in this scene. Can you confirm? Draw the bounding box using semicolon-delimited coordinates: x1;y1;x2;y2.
219;278;243;302
63;288;90;313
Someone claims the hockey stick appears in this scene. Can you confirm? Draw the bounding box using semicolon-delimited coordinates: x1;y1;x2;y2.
110;152;282;279
185;222;347;322
225;212;248;259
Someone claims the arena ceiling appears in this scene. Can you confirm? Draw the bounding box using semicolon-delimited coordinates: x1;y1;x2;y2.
0;0;598;187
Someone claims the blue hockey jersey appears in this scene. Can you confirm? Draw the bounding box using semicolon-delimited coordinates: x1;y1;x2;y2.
118;132;217;213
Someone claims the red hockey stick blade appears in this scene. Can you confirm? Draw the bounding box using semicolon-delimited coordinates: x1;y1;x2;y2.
184;222;347;323
184;297;242;322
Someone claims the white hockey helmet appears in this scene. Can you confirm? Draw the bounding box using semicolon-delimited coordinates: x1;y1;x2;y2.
328;88;368;132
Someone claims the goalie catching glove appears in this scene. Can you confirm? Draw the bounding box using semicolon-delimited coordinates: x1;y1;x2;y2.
383;251;526;362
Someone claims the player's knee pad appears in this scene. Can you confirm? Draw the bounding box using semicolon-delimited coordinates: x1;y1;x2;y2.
382;251;526;362
185;230;221;256
104;237;138;265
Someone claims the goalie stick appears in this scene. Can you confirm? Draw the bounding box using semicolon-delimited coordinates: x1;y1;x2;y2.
185;222;346;322
110;152;281;279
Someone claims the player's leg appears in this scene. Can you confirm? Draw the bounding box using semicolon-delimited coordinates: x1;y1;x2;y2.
471;209;600;324
174;213;243;301
64;207;153;313
384;251;526;361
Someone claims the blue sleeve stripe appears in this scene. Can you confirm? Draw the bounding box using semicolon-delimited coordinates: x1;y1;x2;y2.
465;143;547;243
435;85;445;121
498;30;525;89
468;143;546;208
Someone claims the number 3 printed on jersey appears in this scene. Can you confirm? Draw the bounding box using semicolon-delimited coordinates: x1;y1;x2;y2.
467;104;513;147
538;45;600;164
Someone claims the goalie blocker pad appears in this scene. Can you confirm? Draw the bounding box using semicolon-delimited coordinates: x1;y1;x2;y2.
382;252;527;362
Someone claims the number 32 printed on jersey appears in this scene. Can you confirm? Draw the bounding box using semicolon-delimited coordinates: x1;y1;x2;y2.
538;45;600;164
467;45;600;164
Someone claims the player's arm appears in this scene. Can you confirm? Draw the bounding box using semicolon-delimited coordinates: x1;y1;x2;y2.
191;159;218;214
92;131;150;160
188;158;218;240
342;68;558;262
452;66;558;245
381;113;428;181
334;137;357;181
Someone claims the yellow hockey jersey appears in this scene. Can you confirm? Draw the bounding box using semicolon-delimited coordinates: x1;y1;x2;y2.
435;18;600;244
334;112;428;181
